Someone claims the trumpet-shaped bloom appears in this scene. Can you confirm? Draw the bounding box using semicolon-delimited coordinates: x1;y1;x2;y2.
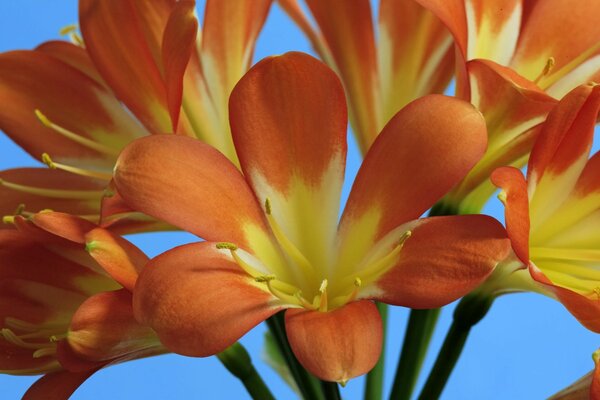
278;0;455;154
0;212;163;399
416;0;600;213
113;52;510;382
0;0;271;231
491;83;600;332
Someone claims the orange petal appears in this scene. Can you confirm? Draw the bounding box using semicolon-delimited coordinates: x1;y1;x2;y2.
369;215;509;309
162;0;198;131
378;0;454;122
230;52;347;197
0;168;105;223
340;95;487;242
304;0;379;151
114;135;268;248
529;264;600;333
0;51;146;163
491;167;531;263
133;242;281;356
285;300;382;383
29;212;96;244
442;59;556;211
65;289;161;364
528;84;600;187
79;0;174;134
22;369;98;400
35;41;107;89
229;52;346;261
84;228;148;291
511;1;600;96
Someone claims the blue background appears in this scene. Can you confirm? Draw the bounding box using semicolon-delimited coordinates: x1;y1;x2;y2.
1;1;599;399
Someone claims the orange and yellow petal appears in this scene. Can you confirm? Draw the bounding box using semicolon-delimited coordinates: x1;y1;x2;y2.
133;242;282;357
0;168;105;224
365;215;509;309
114;135;268;248
491;166;531;263
229;52;346;264
64;290;161;364
340;95;487;251
303;0;379;151
0;51;146;164
79;0;175;134
285;300;382;383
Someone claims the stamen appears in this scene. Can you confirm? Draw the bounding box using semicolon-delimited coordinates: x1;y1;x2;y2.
264;198;317;280
33;347;56;358
1;328;47;350
0;177;104;199
533;57;555;84
59;24;83;46
34;109;119;156
295;291;317;309
255;275;301;305
330;278;362;308
346;231;412;287
216;242;270;280
42;153;112;181
497;190;507;205
318;279;328;312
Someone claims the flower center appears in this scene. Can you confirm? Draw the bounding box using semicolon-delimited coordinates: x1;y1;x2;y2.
217;199;411;312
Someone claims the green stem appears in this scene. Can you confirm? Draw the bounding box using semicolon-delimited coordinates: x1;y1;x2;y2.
417;294;494;400
364;302;387;400
217;342;276;400
321;381;342;400
389;308;441;400
266;312;325;400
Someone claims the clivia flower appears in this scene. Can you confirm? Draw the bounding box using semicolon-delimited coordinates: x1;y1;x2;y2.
0;0;271;231
278;0;455;154
0;212;163;399
490;83;600;331
112;52;510;382
416;0;600;213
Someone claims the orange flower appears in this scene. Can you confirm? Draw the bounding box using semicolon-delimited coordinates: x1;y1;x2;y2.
278;0;455;154
491;83;600;331
112;52;510;383
0;212;163;399
416;0;600;213
0;0;272;231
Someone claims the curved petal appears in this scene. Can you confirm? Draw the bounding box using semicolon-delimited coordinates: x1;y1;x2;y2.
29;212;96;244
230;52;346;272
114;135;268;249
133;242;281;357
442;59;556;212
0;51;146;163
79;0;174;133
35;41;107;89
22;369;98;400
303;0;379;151
512;0;600;96
366;215;509;309
378;0;454;124
285;300;381;383
65;290;160;364
84;228;148;291
340;95;488;250
491;166;531;263
162;0;198;130
527;84;600;227
529;264;600;333
0;168;105;223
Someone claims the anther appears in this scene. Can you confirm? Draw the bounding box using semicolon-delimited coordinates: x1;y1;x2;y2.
318;279;329;312
216;242;238;251
2;216;15;224
264;198;272;215
59;24;77;35
534;57;555;84
255;274;276;283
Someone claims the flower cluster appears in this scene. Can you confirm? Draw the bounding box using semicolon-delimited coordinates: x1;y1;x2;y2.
1;1;600;399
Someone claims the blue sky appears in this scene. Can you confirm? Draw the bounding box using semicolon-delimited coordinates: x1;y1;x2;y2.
1;1;599;399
